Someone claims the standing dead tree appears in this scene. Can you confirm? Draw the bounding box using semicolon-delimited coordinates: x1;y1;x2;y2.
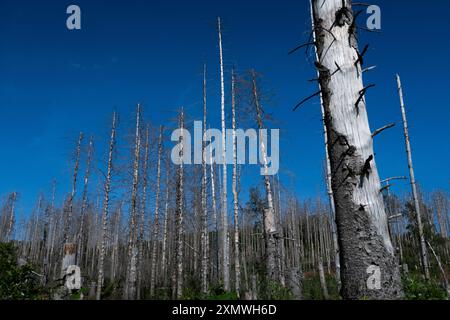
175;109;186;299
396;74;430;280
231;69;241;297
150;126;164;296
250;70;281;284
308;0;341;289
307;0;403;299
217;16;230;291
77;136;94;266
125;104;142;300
201;65;209;294
96;112;117;300
63;132;83;244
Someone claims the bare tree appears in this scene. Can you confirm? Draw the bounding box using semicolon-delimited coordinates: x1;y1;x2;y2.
231;69;241;297
396;74;430;280
201;65;209;294
125;105;142;299
96;112;117;300
309;0;403;299
250;70;281;283
150;126;164;296
175;109;186;299
217;17;230;291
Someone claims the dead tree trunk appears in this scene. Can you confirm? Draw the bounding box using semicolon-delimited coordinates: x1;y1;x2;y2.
217;17;230;291
77;136;93;266
96;112;116;300
125;104;142;300
309;0;341;289
396;74;430;280
161;159;171;286
137;125;150;300
310;0;403;299
63;132;83;244
150;126;163;296
201;65;210;294
175;109;186;299
5;192;17;242
251;70;281;284
231;69;241;297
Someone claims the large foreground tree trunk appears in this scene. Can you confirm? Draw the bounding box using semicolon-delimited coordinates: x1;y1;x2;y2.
311;0;403;299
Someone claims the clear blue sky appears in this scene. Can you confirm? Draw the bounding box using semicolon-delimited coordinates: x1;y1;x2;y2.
1;0;449;216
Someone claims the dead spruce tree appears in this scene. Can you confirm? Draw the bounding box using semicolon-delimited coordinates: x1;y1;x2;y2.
175;109;186;299
396;74;430;280
201;64;209;294
77;136;93;266
150;125;164;296
125;104;142;300
96;112;116;300
308;0;341;289
308;0;403;299
217;16;230;291
1;192;18;242
231;69;241;297
250;70;281;284
137;124;150;299
63;132;83;244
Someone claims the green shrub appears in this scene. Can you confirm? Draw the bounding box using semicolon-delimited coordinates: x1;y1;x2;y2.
0;243;46;300
402;273;448;300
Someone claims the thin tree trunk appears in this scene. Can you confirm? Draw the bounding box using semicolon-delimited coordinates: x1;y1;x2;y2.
64;132;83;244
150;126;164;296
125;104;142;300
231;69;241;297
96;112;116;300
217;17;230;292
396;74;430;280
310;0;403;299
175;109;186;299
251;70;281;284
201;65;210;294
77;136;93;266
161;159;171;287
137;125;150;299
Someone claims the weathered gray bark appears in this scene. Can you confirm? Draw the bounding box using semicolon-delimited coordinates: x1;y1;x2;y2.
77;136;93;266
396;74;430;280
5;192;17;242
176;109;185;299
150;126;163;296
231;69;241;297
63;132;83;244
201;65;209;294
311;0;403;299
125;104;142;300
96;112;116;300
308;0;342;290
217;17;230;291
251;70;281;283
161;160;171;286
137;125;150;300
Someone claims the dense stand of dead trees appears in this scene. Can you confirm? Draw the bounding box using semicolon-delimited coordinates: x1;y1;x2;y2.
1;4;449;301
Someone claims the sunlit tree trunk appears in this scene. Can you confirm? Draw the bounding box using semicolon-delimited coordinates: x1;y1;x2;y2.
396;74;430;280
231;69;241;297
125;105;142;300
311;0;403;299
96;112;116;300
217;17;230;291
250;70;281;283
